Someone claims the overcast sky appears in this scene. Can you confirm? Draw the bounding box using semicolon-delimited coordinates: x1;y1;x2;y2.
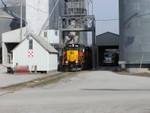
93;0;119;35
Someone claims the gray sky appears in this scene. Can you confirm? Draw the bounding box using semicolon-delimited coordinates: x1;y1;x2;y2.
93;0;119;35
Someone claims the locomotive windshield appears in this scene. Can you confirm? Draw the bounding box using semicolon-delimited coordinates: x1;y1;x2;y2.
64;44;84;52
104;53;114;57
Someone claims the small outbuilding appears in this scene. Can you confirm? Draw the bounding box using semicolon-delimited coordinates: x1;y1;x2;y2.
96;32;119;66
12;33;58;73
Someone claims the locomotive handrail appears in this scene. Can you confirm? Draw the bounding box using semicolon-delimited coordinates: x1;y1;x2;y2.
62;55;67;65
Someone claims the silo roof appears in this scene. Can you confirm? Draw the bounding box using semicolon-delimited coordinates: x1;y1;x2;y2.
0;9;14;19
96;32;119;46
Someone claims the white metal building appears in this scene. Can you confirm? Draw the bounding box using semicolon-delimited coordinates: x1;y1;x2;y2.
12;33;58;72
2;27;27;64
41;30;59;44
96;32;119;66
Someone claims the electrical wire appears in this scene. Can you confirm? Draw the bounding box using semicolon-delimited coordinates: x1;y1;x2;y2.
96;19;119;21
25;4;48;14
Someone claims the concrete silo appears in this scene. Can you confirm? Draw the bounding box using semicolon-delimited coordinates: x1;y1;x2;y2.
119;0;150;68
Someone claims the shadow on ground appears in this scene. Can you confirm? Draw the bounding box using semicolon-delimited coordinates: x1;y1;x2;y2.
96;66;119;72
81;88;150;92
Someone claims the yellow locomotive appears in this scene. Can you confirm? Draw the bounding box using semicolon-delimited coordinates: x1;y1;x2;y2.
62;43;91;71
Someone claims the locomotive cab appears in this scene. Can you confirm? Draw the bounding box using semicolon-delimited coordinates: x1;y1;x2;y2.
62;43;86;71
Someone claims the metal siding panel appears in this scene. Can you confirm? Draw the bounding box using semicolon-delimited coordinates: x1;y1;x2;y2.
49;0;65;29
32;37;48;71
42;30;59;44
26;0;49;35
2;43;7;64
13;39;28;68
120;0;150;64
79;32;87;45
49;54;58;71
96;33;119;46
2;27;27;43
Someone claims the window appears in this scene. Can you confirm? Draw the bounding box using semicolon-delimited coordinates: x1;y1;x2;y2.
29;39;33;49
55;31;58;36
44;32;47;37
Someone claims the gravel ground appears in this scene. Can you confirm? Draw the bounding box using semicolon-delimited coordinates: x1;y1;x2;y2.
1;70;150;113
0;65;60;88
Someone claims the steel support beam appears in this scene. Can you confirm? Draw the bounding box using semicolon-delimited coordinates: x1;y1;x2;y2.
92;20;96;70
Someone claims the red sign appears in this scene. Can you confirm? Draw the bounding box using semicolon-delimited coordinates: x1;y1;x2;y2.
28;51;34;58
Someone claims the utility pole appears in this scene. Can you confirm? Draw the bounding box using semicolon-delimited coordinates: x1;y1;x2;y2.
20;1;23;42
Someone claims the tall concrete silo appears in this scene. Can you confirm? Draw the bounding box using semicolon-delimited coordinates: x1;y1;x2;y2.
119;0;150;68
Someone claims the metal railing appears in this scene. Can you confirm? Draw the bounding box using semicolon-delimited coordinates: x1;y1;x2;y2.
63;1;87;16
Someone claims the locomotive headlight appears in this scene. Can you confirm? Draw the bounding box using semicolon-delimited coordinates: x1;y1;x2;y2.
83;49;85;52
66;61;68;64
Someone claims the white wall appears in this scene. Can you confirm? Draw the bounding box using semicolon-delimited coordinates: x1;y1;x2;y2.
2;42;8;64
2;27;27;43
26;0;49;35
49;54;58;71
41;30;59;44
2;27;27;64
13;36;48;71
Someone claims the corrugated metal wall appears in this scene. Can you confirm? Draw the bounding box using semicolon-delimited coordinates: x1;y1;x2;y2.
119;0;150;66
49;0;65;30
26;0;49;35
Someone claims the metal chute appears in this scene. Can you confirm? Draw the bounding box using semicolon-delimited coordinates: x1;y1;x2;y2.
0;0;26;24
1;0;25;7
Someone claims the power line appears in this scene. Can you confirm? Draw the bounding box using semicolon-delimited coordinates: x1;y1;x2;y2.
26;4;48;14
96;19;119;21
96;12;150;22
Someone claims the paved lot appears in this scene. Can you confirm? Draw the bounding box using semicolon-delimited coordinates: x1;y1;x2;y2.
0;70;150;113
0;65;59;88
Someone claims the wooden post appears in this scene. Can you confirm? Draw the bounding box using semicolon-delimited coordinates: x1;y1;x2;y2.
34;65;37;73
139;55;144;73
140;55;144;69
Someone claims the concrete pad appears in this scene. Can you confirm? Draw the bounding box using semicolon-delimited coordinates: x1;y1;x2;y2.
126;68;150;73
